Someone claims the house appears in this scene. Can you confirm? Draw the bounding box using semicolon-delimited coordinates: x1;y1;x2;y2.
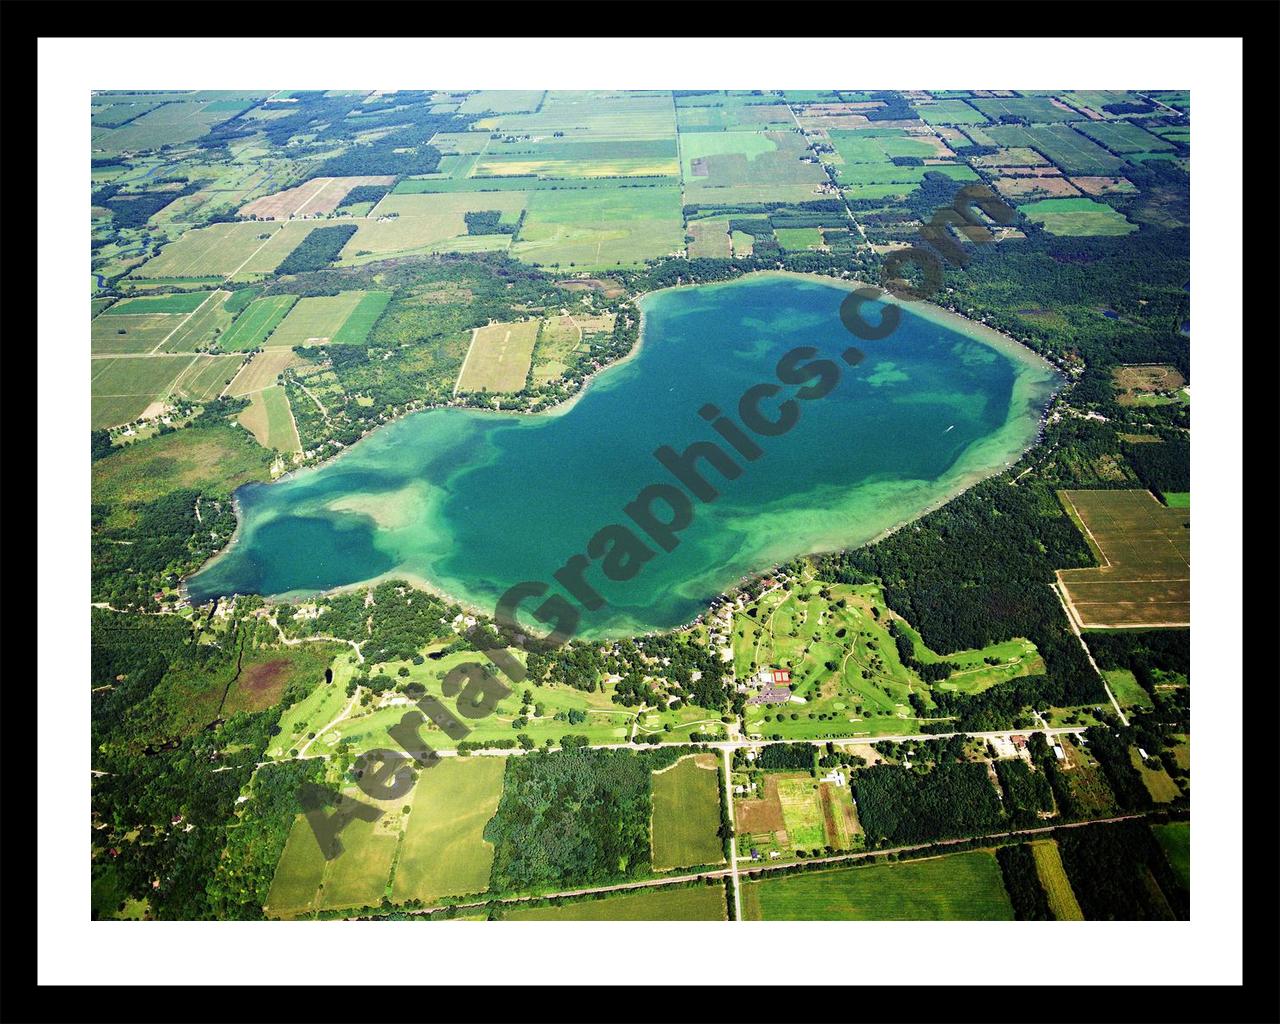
1010;734;1029;749
1052;743;1066;760
820;767;847;786
750;847;760;861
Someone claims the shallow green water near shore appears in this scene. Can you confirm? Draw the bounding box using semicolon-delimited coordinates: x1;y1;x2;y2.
187;274;1059;636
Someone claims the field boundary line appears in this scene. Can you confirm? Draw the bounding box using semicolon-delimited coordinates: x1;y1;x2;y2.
148;289;221;355
1050;583;1128;726
453;327;481;396
226;225;283;280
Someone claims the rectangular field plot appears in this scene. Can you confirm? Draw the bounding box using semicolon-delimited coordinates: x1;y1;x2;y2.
239;175;396;220
474;138;679;179
238;385;301;454
682;130;826;195
332;291;391;344
134;221;315;280
986;124;1126;175
1017;197;1136;236
1074;120;1173;154
530;315;586;385
90;355;194;428
1057;489;1190;628
338;192;528;262
650;754;725;871
1031;840;1084;920
159;291;233;352
390;757;506;906
499;884;727;921
92;313;185;355
479;90;677;141
101;292;214;316
457;90;546;115
912;98;988;124
742;850;1014;920
171;354;244;402
268;292;369;347
511;186;684;269
218;295;298;351
455;319;540;394
968;96;1083;123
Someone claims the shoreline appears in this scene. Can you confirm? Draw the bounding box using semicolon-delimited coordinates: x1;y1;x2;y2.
184;269;1060;624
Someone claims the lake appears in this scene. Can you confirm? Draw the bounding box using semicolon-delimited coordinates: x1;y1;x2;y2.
186;273;1060;637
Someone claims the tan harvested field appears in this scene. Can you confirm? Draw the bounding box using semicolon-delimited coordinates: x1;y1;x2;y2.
735;774;787;835
455;319;540;394
226;348;306;397
238;384;301;454
1071;176;1137;196
1056;489;1190;628
1112;363;1187;404
687;218;732;258
993;176;1081;200
239;175;396;220
267;292;367;347
338;192;527;261
970;148;1050;167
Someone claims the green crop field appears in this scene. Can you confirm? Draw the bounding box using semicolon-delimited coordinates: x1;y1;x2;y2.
1031;840;1084;920
1153;822;1189;890
332;291;391;345
650;754;725;871
92;313;185;355
338;192;528;262
913;99;988;124
102;292;214;315
1075;120;1174;154
90;355;195;427
238;385;301;454
774;226;823;251
1018;197;1136;236
986;124;1127;175
172;353;243;402
500;883;727;920
742;850;1015;920
160;291;232;352
392;756;507;905
511;186;684;269
968;96;1084;123
268;292;369;347
218;295;298;351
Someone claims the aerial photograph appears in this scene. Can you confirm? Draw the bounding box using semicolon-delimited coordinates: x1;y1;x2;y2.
87;87;1192;925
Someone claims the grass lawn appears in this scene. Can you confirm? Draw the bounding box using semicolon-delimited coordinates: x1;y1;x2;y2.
392;756;507;905
1103;669;1155;710
742;850;1014;920
500;883;726;920
650;754;725;871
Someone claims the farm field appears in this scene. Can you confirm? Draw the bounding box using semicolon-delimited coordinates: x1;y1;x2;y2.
238;385;301;454
134;221;316;280
686;217;732;258
226;348;306;398
158;291;233;352
741;850;1015;920
511;186;684;269
92;312;187;355
1074;120;1173;154
499;884;726;920
337;192;527;261
968;96;1083;122
331;291;391;344
91;355;194;428
171;353;244;402
1057;489;1190;628
218;295;299;351
650;754;724;871
1017;197;1136;236
529;315;584;385
268;292;369;347
239;175;396;220
1030;840;1084;920
392;756;507;905
455;319;541;394
985;124;1127;175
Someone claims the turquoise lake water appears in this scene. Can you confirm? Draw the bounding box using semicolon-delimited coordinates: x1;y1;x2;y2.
186;274;1060;636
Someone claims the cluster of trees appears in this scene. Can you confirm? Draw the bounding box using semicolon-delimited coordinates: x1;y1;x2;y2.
816;478;1105;728
463;210;518;235
1122;437;1189;497
1054;819;1188;919
482;747;681;893
279;579;457;663
753;743;817;771
92;179;203;232
274;224;359;276
995;844;1053;919
853;760;1004;847
91;488;239;609
994;759;1055;827
337;184;392;210
887;619;955;682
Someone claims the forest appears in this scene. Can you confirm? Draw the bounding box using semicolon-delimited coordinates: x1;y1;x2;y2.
852;760;1005;847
